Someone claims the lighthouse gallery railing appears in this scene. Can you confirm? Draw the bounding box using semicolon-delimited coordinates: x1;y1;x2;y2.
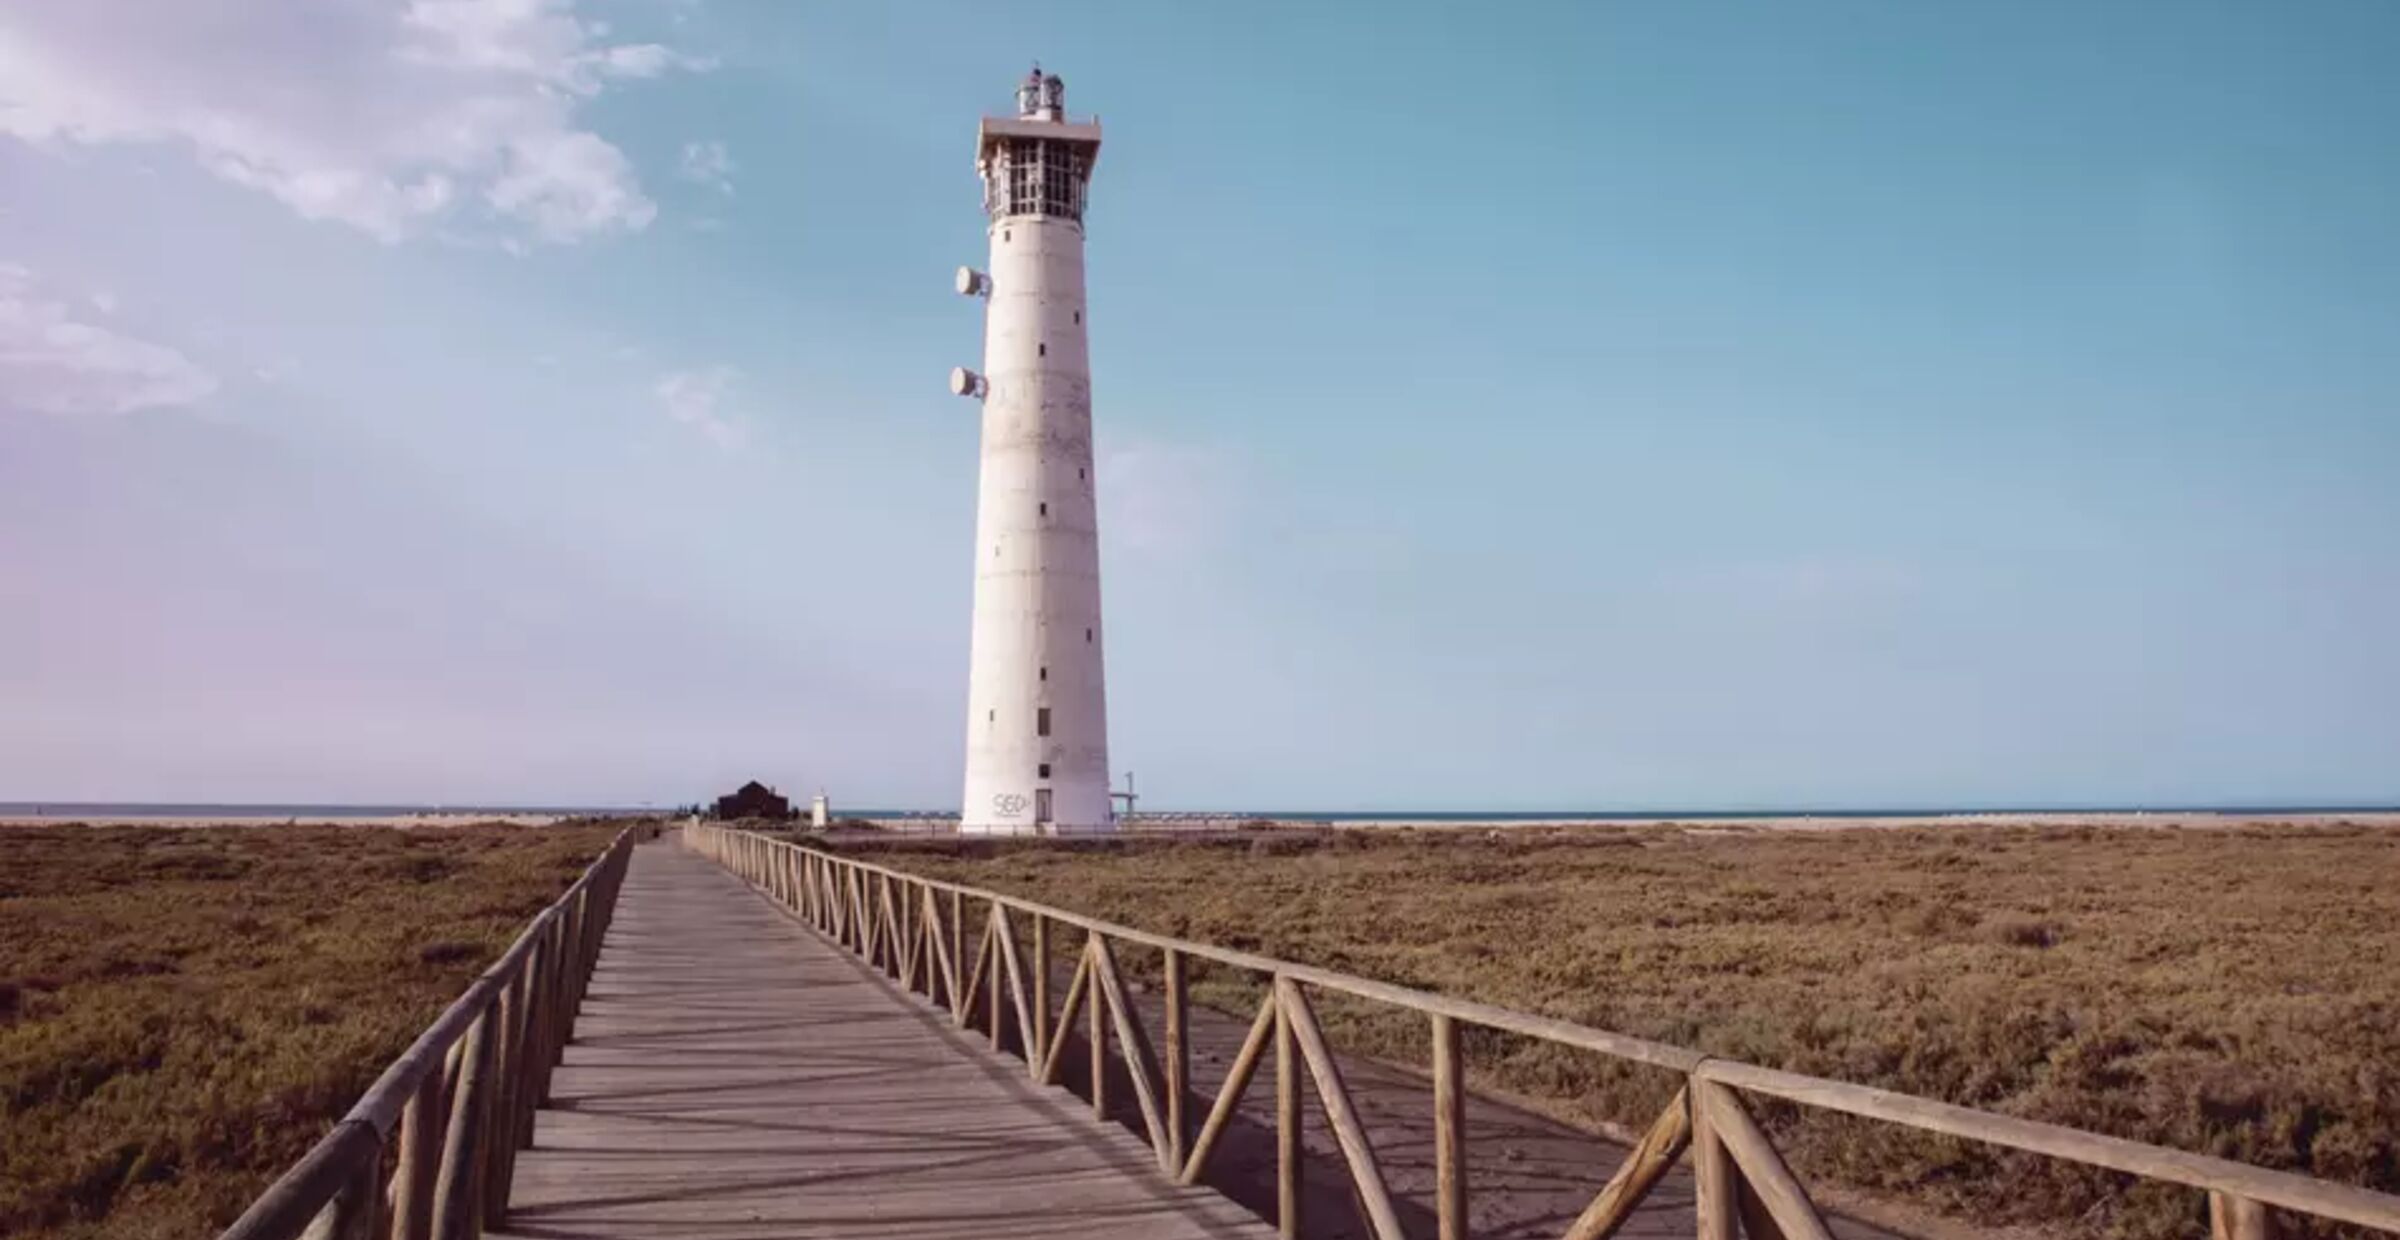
687;821;2400;1240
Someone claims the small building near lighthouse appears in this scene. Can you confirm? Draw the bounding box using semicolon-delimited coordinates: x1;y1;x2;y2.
710;780;792;821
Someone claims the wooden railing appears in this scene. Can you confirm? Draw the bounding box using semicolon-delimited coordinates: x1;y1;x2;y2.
216;827;642;1240
688;822;2400;1240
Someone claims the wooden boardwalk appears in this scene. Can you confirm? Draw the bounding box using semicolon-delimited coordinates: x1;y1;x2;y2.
491;841;1275;1240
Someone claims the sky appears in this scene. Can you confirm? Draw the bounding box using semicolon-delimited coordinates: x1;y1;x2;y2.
2;1;2396;812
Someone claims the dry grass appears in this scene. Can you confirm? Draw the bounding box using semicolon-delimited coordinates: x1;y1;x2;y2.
870;823;2400;1240
0;821;624;1240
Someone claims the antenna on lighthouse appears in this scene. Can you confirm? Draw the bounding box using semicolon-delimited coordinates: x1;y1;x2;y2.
1013;63;1066;121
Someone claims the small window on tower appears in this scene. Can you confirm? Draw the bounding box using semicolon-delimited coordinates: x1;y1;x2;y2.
1038;763;1051;778
1037;707;1051;737
1038;343;1047;356
1084;628;1093;642
1004;229;1012;242
1039;502;1047;516
1074;311;1082;324
1040;666;1048;681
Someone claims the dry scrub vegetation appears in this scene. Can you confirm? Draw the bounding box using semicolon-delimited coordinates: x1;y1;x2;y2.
874;823;2400;1240
0;821;623;1240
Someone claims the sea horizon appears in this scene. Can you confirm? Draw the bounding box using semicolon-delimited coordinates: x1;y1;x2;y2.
6;800;2397;822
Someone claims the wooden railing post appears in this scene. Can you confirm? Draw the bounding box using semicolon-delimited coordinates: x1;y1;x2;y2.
987;906;1006;1051
1693;1075;1738;1240
1695;1080;1829;1240
390;1064;444;1240
1278;978;1402;1240
537;913;570;1104
297;1135;380;1240
1089;938;1107;1120
2213;1192;2274;1240
1032;913;1051;1068
431;1007;495;1240
949;889;965;1011
1165;947;1188;1171
480;968;526;1227
1276;977;1301;1240
1090;935;1171;1161
1433;1012;1466;1240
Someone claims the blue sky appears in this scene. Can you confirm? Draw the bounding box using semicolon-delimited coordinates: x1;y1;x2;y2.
3;1;2395;811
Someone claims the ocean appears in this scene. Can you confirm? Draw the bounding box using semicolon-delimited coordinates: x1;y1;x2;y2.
12;802;2387;822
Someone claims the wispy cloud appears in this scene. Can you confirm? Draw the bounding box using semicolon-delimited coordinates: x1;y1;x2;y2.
678;139;734;195
0;0;714;245
0;262;217;416
1099;435;1245;557
652;366;744;448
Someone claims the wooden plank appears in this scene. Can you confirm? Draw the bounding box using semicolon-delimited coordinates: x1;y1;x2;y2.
1432;1012;1466;1240
1089;935;1171;1162
1277;978;1404;1240
1559;1087;1692;1240
1180;993;1277;1185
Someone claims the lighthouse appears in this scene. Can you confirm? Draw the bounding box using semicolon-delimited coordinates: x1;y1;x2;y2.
951;67;1111;834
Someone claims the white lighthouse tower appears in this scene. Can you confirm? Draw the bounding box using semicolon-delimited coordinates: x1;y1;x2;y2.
951;67;1111;835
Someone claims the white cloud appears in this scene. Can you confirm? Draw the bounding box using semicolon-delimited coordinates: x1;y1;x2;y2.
0;0;712;244
0;263;218;416
653;366;743;447
678;138;733;194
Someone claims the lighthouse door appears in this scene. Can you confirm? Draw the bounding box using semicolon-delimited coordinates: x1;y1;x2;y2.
1034;788;1053;826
